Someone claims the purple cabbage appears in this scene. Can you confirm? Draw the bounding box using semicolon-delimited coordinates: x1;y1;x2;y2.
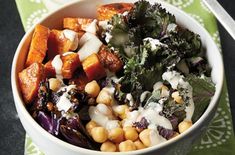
37;111;60;136
157;126;176;140
168;115;179;130
133;117;149;130
60;125;95;149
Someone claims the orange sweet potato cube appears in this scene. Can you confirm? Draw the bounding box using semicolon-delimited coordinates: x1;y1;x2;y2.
44;60;56;78
61;53;81;79
18;63;45;104
47;30;79;59
69;71;90;91
25;24;50;67
82;54;106;80
63;18;94;32
97;3;133;21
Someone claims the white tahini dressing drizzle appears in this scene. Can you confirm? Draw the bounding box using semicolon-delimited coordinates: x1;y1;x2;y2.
51;55;63;79
143;37;168;50
85;19;97;34
126;93;134;106
78;32;103;61
149;129;167;146
167;23;177;32
56;85;76;112
140;91;151;103
63;29;79;50
89;103;120;130
162;70;195;121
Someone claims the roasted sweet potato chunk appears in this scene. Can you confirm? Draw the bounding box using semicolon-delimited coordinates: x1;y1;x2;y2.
69;71;90;91
61;53;81;79
47;29;79;59
44;53;81;79
18;63;45;104
63;18;94;32
98;46;123;72
82;53;106;80
25;25;50;67
97;3;133;21
44;60;56;78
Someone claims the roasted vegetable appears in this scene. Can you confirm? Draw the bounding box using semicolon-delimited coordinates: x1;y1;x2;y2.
18;63;45;104
98;46;123;72
44;53;81;79
26;24;50;67
61;53;81;79
97;3;133;21
82;54;106;80
47;30;79;59
63;18;94;32
69;71;90;91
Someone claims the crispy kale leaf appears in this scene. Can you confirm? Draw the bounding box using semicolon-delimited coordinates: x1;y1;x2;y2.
186;74;215;123
127;0;176;38
107;0;206;110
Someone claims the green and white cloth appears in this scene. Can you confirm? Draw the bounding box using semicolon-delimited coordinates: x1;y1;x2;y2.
15;0;235;154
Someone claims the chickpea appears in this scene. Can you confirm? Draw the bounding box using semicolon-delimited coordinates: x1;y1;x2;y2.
85;80;100;97
100;141;116;152
178;121;192;133
96;89;113;105
49;78;62;92
91;127;108;143
139;129;151;147
119;140;136;152
86;121;98;134
108;127;124;143
113;105;129;119
134;139;146;150
171;91;183;104
124;127;139;141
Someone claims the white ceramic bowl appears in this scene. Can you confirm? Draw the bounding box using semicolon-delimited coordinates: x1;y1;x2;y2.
11;0;224;155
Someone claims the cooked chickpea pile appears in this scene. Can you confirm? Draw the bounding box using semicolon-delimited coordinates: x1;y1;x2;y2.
82;80;193;152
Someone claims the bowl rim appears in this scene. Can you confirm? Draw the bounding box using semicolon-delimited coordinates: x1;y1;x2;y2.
11;0;224;154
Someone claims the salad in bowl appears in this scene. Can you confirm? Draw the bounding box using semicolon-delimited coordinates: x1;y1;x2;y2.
17;0;217;153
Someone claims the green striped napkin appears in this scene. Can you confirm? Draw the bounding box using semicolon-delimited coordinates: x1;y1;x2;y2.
15;0;235;154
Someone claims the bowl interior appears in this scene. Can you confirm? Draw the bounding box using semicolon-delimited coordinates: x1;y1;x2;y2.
12;0;224;154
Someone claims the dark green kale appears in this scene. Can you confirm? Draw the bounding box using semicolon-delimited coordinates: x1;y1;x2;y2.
162;97;187;122
186;74;215;123
105;0;210;112
127;0;176;38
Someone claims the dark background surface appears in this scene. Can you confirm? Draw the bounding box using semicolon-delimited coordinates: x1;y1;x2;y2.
0;0;235;154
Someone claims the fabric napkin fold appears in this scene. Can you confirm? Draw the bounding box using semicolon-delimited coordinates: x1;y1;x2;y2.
15;0;235;154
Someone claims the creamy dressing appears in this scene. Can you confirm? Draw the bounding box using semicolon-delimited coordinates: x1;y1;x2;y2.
142;107;172;130
123;105;172;130
56;85;76;112
149;129;167;146
162;70;195;121
105;32;112;43
140;91;151;103
78;32;103;61
162;71;183;89
63;29;79;50
51;55;63;79
153;82;163;90
62;51;74;56
167;23;177;32
85;19;97;34
126;93;134;106
144;37;168;50
185;99;195;121
89;103;120;130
